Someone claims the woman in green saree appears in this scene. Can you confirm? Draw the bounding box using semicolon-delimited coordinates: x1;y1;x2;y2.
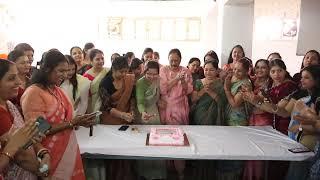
189;60;227;180
135;61;167;180
190;60;227;126
216;57;253;180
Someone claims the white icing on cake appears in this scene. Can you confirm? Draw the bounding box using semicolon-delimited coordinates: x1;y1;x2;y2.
149;127;184;146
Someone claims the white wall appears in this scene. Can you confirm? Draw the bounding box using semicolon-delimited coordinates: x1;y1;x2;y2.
1;0;218;67
252;0;302;75
220;3;254;65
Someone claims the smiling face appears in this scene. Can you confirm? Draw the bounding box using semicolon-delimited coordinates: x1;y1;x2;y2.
71;47;84;65
169;53;181;68
232;47;244;62
67;63;76;80
188;61;200;73
303;52;320;68
15;55;31;75
0;64;22;100
204;63;218;79
92;53;104;69
47;62;69;86
233;62;247;79
145;68;159;82
254;61;269;78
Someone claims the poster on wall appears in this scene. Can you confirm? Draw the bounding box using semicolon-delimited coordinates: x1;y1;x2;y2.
281;19;298;40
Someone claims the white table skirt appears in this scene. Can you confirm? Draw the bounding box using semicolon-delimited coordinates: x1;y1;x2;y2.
76;125;315;161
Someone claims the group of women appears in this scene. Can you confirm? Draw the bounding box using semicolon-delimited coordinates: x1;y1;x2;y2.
1;42;320;180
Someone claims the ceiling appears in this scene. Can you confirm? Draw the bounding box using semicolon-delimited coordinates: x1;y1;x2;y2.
225;0;254;5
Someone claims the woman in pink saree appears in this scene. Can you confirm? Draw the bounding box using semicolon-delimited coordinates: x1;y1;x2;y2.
21;49;96;180
159;49;193;180
159;48;193;125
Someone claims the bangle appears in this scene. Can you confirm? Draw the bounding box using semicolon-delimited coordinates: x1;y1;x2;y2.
37;148;50;159
0;151;14;161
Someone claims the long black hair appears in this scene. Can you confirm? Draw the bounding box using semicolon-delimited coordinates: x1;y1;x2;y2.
29;49;67;88
301;65;320;112
0;60;14;80
65;55;78;100
269;59;292;80
300;50;320;70
204;50;219;63
141;48;153;62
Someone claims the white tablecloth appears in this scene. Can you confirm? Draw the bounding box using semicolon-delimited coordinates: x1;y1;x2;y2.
76;125;315;161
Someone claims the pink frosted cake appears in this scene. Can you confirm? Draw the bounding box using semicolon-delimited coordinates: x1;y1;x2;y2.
149;127;184;146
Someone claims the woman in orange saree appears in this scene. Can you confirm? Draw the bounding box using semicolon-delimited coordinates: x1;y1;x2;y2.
21;49;96;180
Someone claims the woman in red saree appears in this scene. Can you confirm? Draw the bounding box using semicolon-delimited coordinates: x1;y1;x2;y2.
21;49;96;180
243;59;272;180
243;59;297;180
0;59;49;180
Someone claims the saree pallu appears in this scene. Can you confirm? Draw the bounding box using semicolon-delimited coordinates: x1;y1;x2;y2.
225;79;252;126
217;79;252;180
21;85;85;180
100;74;135;125
189;79;226;180
1;101;37;180
190;79;226;126
87;68;109;113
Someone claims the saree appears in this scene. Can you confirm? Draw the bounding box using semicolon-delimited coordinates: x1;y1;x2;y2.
159;66;193;125
190;79;226;125
225;78;252;126
0;101;37;180
135;77;166;180
243;82;273;180
189;79;226;180
21;85;85;180
217;78;252;180
87;68;109;113
60;74;91;116
286;96;316;180
77;64;92;75
99;73;135;125
266;80;297;180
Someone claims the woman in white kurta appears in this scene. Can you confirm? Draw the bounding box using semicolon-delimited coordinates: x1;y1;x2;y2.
61;55;91;116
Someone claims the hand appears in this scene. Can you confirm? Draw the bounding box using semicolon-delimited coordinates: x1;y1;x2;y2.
224;73;232;91
288;124;300;133
295;100;317;120
242;91;257;104
176;72;185;81
120;112;134;123
38;153;51;178
72;114;97;128
3;121;39;154
141;112;155;122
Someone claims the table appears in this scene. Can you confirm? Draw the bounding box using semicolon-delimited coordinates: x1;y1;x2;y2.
76;125;314;161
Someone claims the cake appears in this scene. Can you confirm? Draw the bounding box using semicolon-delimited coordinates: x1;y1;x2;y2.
149;127;185;146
